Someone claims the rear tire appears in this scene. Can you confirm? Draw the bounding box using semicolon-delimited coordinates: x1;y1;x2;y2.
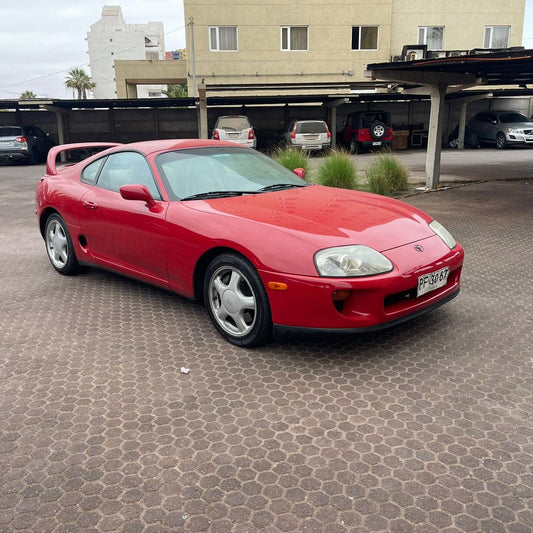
203;253;272;347
44;214;81;275
349;136;360;154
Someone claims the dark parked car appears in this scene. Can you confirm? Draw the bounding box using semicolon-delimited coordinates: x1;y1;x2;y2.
0;125;55;163
342;110;393;153
466;111;533;149
448;125;480;149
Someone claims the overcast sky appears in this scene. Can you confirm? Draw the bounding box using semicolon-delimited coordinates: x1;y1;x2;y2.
0;1;186;99
1;0;532;99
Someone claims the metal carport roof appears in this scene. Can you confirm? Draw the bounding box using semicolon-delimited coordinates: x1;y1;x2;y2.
366;49;533;188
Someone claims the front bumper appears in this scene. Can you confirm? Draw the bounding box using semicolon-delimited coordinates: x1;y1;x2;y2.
261;236;464;331
505;133;533;144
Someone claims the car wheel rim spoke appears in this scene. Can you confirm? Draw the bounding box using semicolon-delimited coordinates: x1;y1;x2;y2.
47;221;68;268
209;266;257;337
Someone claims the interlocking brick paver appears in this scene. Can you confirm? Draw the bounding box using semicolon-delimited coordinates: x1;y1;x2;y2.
0;163;532;532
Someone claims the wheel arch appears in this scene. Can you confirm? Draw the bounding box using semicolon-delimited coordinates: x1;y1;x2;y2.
193;246;259;302
39;207;61;238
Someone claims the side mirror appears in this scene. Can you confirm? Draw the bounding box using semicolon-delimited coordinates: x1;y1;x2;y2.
293;168;306;179
120;184;156;208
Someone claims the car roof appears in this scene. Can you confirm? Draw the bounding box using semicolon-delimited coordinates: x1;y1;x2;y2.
110;138;243;155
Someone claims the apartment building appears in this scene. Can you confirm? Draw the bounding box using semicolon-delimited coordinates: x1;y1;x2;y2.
183;0;526;94
87;6;167;99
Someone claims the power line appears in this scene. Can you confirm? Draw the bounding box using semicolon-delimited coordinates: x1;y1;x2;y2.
0;25;186;92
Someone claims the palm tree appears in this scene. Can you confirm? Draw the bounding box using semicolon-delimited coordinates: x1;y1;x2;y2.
163;84;188;98
65;67;96;100
20;90;37;99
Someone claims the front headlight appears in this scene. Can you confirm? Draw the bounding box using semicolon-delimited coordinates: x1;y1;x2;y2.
506;128;519;134
430;220;457;249
314;245;393;277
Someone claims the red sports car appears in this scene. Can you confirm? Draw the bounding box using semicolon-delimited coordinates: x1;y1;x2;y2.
36;140;464;347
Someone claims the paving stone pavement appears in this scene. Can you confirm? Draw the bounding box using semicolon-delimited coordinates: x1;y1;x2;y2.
0;165;532;532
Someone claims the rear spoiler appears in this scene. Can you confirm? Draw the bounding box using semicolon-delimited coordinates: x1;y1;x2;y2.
46;142;122;175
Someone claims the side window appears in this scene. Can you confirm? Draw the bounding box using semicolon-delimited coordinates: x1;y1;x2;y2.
281;26;308;51
96;152;161;199
484;26;510;49
209;26;238;51
351;26;379;50
81;157;106;185
418;26;444;50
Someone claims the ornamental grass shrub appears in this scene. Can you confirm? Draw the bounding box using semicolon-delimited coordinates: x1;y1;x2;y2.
316;149;359;190
272;146;310;176
366;151;409;196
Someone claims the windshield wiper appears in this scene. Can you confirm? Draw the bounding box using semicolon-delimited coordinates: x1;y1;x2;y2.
259;183;307;192
181;190;257;201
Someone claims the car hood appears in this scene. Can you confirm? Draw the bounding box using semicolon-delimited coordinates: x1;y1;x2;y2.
502;121;533;129
185;185;434;252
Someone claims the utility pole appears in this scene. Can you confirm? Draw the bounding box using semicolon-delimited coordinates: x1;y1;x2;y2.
188;17;196;98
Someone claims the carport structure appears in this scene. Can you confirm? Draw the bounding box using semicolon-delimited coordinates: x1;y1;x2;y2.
366;49;533;189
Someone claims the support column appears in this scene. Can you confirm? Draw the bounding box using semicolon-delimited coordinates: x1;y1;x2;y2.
197;81;208;139
457;102;468;150
425;83;447;189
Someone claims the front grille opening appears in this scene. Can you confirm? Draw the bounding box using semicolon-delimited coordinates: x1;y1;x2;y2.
384;287;417;308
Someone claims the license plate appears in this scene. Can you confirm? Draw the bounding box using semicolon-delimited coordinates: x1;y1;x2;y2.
302;145;321;150
417;267;449;297
305;135;319;140
228;133;239;139
372;141;382;146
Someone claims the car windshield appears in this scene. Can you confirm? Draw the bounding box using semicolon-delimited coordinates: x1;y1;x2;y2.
156;146;307;200
216;117;251;130
297;121;327;134
0;127;22;137
497;112;530;124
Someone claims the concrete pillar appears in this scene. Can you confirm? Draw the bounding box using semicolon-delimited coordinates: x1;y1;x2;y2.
330;108;337;148
457;102;468;150
425;83;447;189
197;81;208;139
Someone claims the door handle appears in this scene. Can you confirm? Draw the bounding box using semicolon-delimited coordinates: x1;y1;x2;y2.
82;201;98;209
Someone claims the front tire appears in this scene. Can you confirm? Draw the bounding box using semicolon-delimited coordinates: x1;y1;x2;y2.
203;253;272;347
496;132;507;149
44;214;81;275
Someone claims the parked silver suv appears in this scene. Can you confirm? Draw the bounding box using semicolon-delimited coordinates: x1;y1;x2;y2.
467;111;533;149
0;125;54;164
282;120;331;152
212;115;257;148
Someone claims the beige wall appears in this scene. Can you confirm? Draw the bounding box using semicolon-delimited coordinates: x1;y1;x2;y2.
390;0;525;54
185;0;393;91
114;60;188;99
184;0;525;93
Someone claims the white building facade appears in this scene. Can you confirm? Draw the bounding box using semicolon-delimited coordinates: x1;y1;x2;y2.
87;6;166;99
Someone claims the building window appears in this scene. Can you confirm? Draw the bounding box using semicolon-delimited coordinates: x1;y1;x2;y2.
209;26;238;51
418;26;444;50
351;26;379;50
281;26;308;51
484;26;510;48
145;36;159;47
